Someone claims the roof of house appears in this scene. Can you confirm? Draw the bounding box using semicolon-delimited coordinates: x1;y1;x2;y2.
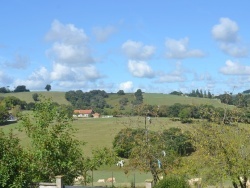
74;109;93;114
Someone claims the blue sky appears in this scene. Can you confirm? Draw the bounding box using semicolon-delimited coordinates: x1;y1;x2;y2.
1;1;250;95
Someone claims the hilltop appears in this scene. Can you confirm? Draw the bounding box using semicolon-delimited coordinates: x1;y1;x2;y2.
0;91;226;108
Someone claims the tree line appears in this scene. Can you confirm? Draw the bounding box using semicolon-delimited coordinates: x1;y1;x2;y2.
0;84;51;93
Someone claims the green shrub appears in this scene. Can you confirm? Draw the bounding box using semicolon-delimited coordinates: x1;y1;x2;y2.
154;175;190;188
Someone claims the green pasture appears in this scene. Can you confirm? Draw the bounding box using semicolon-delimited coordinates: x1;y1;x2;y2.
143;93;226;108
0;115;245;187
0;91;70;105
0;91;230;109
1;115;188;156
0;116;187;186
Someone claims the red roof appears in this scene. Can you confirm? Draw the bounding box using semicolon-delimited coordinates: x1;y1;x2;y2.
74;109;93;114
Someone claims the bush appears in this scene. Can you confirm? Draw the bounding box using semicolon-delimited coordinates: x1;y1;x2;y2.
154;175;190;188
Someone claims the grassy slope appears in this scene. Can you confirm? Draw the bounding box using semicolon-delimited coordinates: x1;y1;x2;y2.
143;93;224;107
0;91;232;186
0;91;70;105
0;116;186;186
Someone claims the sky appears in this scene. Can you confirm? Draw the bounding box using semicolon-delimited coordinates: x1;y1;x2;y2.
0;1;250;95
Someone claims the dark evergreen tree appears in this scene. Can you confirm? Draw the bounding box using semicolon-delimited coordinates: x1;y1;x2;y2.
45;84;51;91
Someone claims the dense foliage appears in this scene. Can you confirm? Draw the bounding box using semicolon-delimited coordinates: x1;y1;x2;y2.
20;98;85;185
65;90;109;112
132;89;143;105
154;175;190;188
14;85;30;92
113;117;195;184
0;105;9;125
45;84;51;91
0;130;32;187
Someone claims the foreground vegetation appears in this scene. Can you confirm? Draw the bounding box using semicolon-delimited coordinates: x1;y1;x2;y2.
2;90;250;187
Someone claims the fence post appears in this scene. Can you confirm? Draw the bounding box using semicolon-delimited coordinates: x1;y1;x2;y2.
145;179;153;188
55;175;63;188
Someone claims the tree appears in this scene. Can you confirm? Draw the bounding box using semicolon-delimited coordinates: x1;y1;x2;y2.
179;108;192;123
154;175;190;188
0;87;10;93
113;113;194;185
20;97;84;185
133;89;143;105
32;93;39;102
81;147;118;185
0;130;32;187
189;124;250;188
113;128;145;158
117;90;125;95
45;84;51;91
14;85;29;92
0;105;9;125
161;128;195;156
169;91;183;96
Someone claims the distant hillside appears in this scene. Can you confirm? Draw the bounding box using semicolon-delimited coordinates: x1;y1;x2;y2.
143;93;225;107
0;91;70;105
0;91;227;108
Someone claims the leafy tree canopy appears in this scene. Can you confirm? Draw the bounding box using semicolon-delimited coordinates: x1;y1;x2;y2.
0;130;32;187
20;97;85;185
45;84;51;91
14;85;30;92
117;90;125;95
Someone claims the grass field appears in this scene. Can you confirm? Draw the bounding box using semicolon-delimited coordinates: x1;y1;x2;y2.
0;91;70;104
0;92;235;187
0;116;189;187
0;91;229;109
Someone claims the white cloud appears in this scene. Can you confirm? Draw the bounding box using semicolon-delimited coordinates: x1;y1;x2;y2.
47;42;94;66
50;63;73;80
51;63;102;81
4;54;30;69
45;20;88;45
0;71;13;84
119;81;133;92
219;43;248;57
165;37;205;59
220;60;250;75
44;20;102;89
14;67;50;90
122;40;155;60
93;25;117;42
212;18;248;57
156;62;186;83
128;60;154;78
212;17;238;43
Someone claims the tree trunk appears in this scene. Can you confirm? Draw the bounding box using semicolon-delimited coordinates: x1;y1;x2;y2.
149;160;159;185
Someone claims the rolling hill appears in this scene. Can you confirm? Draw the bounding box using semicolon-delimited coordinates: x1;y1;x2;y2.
0;91;226;108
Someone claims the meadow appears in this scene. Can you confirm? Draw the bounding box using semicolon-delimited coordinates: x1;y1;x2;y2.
0;115;190;187
0;92;234;187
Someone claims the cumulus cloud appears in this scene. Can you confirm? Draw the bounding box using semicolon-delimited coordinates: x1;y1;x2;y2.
45;20;88;45
14;67;51;90
220;60;250;75
0;71;13;84
4;54;30;69
93;25;117;42
165;37;205;59
44;20;102;89
219;43;248;57
128;60;154;78
122;40;155;60
47;43;94;66
212;18;238;43
119;81;133;92
156;62;186;83
212;18;248;57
